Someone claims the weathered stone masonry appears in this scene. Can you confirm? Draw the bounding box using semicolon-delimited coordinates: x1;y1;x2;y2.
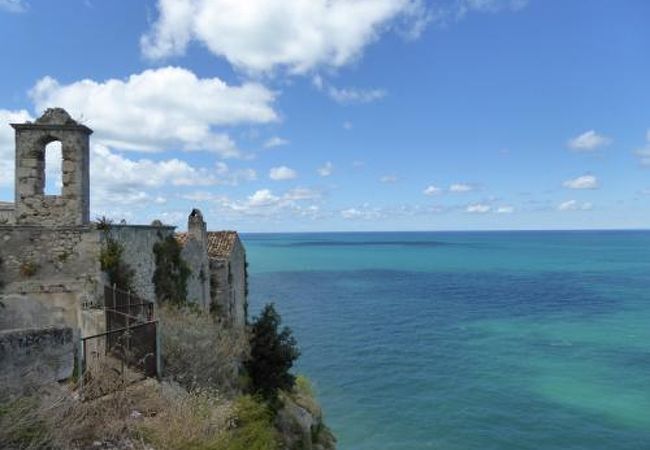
0;108;249;395
176;210;247;328
12;108;91;227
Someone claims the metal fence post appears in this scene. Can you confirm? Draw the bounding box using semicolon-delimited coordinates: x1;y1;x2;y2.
78;336;84;398
156;321;162;379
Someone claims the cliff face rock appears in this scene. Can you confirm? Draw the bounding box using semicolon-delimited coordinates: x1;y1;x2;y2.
276;390;336;450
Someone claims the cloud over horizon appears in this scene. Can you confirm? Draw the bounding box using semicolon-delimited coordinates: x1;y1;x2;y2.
29;67;278;157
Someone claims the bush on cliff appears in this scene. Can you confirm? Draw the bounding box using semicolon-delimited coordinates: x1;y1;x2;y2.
158;304;248;393
246;303;300;403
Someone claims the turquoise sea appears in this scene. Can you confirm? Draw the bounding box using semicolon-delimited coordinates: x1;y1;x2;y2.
242;231;650;450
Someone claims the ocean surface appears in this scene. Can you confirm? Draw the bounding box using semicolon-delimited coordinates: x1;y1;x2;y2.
242;231;650;450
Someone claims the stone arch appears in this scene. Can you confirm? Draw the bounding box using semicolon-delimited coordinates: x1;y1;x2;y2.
11;108;93;226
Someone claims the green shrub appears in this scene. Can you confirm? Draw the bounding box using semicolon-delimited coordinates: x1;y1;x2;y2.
246;304;300;403
159;304;248;393
153;235;191;305
220;395;279;450
100;237;135;291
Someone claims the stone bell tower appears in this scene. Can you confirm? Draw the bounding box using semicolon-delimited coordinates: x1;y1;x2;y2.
11;108;92;226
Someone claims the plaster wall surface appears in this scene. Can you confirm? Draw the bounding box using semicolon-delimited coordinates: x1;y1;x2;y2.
182;238;210;310
0;326;74;397
106;225;175;302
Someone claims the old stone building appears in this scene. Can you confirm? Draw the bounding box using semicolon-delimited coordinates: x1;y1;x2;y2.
0;109;248;392
176;209;247;327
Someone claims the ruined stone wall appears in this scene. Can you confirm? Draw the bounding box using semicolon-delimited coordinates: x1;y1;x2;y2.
106;224;175;302
0;326;74;397
0;225;103;328
13;122;91;227
209;240;247;328
181;238;210;310
0;202;14;225
229;241;247;327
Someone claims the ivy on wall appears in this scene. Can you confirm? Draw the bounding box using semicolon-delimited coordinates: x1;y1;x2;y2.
153;235;190;305
97;217;135;292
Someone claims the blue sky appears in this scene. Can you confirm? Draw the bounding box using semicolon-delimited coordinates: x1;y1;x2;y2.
0;0;649;232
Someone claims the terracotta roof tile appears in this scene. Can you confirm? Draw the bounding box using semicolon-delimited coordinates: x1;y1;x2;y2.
175;230;239;259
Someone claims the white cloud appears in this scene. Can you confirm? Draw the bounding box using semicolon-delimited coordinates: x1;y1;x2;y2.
449;183;474;193
263;136;289;148
215;187;322;219
340;204;382;220
314;76;387;104
29;67;278;157
0;0;27;13
90;144;219;207
567;130;611;152
141;0;431;74
214;161;257;185
328;86;386;104
423;185;442;196
466;203;491;214
456;0;528;16
269;165;297;181
563;174;598;190
496;205;514;214
0;109;33;187
317;162;334;177
634;130;650;166
558;200;593;211
380;175;398;183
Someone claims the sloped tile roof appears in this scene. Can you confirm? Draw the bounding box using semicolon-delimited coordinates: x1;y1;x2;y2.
175;230;239;259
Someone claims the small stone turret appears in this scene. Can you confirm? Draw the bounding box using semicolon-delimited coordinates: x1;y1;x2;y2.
188;208;207;244
11;108;92;226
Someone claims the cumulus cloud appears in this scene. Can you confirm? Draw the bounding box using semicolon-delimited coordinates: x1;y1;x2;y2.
563;174;598;190
214;161;257;185
141;0;431;74
558;200;593;211
496;205;514;214
466;203;491;214
90;144;219;207
423;185;442;196
340;204;383;220
263;136;289;148
567;130;611;152
29;67;278;157
317;162;334;177
269;165;297;180
215;187;322;219
449;183;474;193
634;130;650;166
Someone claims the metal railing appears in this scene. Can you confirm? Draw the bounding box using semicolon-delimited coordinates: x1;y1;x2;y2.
78;284;160;397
